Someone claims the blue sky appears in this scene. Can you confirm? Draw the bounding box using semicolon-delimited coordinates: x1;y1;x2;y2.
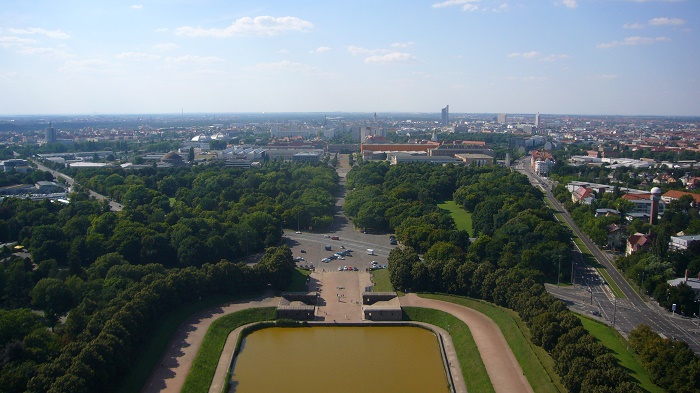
1;0;698;116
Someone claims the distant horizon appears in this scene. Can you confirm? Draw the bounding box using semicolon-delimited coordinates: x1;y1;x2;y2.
1;111;699;120
2;1;698;117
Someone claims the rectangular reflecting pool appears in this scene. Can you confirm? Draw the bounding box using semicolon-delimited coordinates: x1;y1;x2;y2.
230;326;448;393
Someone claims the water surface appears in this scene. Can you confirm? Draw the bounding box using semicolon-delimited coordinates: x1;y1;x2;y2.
231;326;448;393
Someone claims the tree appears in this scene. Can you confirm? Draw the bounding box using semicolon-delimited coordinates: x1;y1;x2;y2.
254;245;295;290
188;147;195;162
388;247;420;291
30;278;73;326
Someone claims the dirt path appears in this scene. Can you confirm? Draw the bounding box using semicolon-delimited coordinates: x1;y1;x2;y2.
400;294;534;393
141;295;279;393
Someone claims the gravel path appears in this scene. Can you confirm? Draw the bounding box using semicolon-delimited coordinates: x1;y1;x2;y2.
400;293;534;393
141;295;279;393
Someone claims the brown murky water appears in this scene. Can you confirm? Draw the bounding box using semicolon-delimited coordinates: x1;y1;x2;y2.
230;326;448;393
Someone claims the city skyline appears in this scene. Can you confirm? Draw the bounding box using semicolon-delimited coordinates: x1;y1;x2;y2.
1;0;699;116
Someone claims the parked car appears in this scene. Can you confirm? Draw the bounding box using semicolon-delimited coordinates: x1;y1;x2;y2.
331;236;340;240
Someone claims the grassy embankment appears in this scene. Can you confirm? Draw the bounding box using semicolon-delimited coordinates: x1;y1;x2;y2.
371;268;394;292
180;307;277;393
420;294;566;393
437;200;473;235
117;294;263;393
403;307;494;393
287;267;312;292
543;198;626;298
577;315;664;393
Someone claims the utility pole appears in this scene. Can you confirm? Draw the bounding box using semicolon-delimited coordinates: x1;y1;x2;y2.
558;257;561;285
571;258;575;285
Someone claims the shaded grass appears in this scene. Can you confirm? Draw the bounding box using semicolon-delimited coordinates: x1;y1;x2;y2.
438;200;472;235
286;268;312;292
181;307;277;393
117;294;258;393
577;315;664;393
403;307;494;393
371;268;394;292
420;294;565;393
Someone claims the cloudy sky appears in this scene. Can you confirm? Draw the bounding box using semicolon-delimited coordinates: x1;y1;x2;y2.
1;0;698;116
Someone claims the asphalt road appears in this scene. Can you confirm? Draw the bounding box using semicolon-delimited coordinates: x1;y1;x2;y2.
516;157;700;353
31;158;124;211
284;156;398;276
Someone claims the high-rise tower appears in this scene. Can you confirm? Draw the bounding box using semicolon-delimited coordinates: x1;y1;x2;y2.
441;105;449;126
45;122;56;144
534;113;540;128
650;187;661;225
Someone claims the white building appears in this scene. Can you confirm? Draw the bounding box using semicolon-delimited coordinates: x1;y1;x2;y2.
669;235;700;251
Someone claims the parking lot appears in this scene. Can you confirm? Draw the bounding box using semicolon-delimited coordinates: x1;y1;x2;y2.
285;231;396;274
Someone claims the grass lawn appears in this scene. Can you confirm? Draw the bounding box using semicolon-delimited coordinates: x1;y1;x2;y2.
181;307;277;393
438;200;472;235
420;294;566;393
116;294;260;393
371;268;394;292
403;307;494;393
286;268;312;292
577;315;664;393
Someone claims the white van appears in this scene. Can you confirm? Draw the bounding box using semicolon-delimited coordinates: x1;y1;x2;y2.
367;249;374;255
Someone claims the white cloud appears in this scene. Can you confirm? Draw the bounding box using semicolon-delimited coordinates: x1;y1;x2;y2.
175;16;313;38
623;23;644;29
391;42;415;48
432;0;480;11
59;59;117;74
131;5;143;9
310;46;331;54
16;47;70;58
6;27;70;39
249;60;316;72
649;17;685;26
432;0;478;8
347;45;385;56
0;36;37;46
508;51;540;58
558;0;578;8
493;3;510;12
597;36;670;48
540;53;569;61
115;52;160;60
364;52;415;64
152;42;178;51
165;55;224;64
277;49;290;54
589;74;618;80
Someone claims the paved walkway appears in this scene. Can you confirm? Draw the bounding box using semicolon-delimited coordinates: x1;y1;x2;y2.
141;295;279;393
400;294;534;393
